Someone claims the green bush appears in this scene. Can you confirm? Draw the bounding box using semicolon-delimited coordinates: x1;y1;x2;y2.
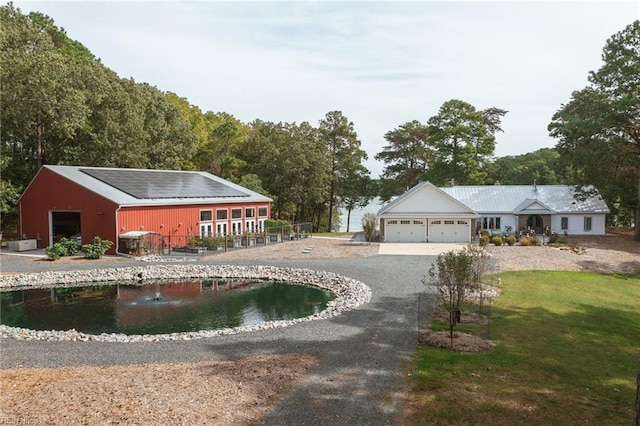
548;233;560;244
60;237;80;256
480;230;490;238
519;237;531;246
491;236;503;246
82;237;113;259
479;235;490;246
505;236;517;246
44;237;80;260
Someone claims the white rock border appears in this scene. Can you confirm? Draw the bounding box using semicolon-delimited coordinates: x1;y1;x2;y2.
0;265;371;342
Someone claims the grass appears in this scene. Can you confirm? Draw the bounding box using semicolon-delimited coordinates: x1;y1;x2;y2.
313;232;355;238
406;270;640;425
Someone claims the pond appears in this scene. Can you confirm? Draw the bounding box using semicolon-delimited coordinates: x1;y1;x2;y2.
0;279;333;335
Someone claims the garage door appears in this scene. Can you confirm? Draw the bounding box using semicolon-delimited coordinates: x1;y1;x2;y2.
385;220;426;242
428;220;470;243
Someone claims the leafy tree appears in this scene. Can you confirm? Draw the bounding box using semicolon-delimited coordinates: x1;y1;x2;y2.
488;148;566;185
319;111;369;232
375;120;433;201
426;99;507;186
549;21;640;236
424;250;475;346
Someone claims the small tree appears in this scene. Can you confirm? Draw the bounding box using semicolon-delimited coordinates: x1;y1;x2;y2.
423;250;474;347
361;213;377;243
463;244;491;313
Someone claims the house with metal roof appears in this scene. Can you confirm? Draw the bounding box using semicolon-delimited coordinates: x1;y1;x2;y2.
377;181;609;243
18;165;272;254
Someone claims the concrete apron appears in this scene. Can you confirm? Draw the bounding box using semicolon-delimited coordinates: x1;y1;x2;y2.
378;243;467;256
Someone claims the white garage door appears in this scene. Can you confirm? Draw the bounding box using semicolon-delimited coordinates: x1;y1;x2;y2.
428;220;470;243
385;220;426;242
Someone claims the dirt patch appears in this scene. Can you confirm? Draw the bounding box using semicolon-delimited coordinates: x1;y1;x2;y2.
0;353;318;425
418;330;495;353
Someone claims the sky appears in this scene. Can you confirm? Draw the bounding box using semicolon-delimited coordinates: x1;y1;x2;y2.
13;1;640;177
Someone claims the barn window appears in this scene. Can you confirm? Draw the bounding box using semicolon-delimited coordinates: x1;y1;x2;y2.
246;208;255;218
400;220;411;225
413;220;424;225
457;220;468;225
444;220;455;225
258;207;268;217
216;209;227;220
387;220;397;225
231;208;242;219
431;220;441;225
200;210;212;222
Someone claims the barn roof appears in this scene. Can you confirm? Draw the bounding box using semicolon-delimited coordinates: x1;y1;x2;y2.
44;165;272;206
440;185;610;214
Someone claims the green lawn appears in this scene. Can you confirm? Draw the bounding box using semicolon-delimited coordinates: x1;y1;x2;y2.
406;270;640;425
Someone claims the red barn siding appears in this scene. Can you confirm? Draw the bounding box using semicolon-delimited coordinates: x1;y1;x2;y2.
18;168;119;251
118;202;270;237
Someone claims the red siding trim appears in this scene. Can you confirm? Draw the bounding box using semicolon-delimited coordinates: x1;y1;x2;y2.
19;168;119;252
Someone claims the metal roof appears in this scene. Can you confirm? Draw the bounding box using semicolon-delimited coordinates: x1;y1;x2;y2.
45;165;272;206
440;185;610;214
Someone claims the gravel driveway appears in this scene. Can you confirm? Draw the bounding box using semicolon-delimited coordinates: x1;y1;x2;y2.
0;251;435;425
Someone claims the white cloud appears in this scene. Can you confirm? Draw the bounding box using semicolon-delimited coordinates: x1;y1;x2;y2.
14;1;640;176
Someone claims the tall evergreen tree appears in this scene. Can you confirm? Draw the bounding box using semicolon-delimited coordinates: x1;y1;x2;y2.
549;20;640;235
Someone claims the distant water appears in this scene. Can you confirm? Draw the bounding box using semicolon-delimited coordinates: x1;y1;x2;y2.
339;197;385;232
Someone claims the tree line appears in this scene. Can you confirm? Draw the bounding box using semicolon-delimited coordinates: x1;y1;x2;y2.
1;4;637;237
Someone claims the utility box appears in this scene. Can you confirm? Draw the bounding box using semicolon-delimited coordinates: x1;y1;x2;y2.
7;239;37;251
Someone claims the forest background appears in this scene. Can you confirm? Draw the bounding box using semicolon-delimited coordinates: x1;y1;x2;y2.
1;4;638;238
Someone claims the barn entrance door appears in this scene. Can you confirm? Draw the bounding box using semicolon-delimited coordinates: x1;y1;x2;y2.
50;211;81;246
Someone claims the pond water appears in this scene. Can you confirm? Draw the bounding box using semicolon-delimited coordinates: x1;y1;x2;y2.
0;279;332;335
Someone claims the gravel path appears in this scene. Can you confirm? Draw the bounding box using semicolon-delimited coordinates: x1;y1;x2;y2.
0;252;434;425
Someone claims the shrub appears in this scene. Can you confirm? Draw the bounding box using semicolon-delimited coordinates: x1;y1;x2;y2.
491;236;503;246
60;237;80;256
548;233;560;244
505;236;516;246
82;237;113;259
44;237;80;260
480;230;491;238
479;235;490;246
530;236;542;246
519;237;531;246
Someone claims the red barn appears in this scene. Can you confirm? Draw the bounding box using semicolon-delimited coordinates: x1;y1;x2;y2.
18;165;272;254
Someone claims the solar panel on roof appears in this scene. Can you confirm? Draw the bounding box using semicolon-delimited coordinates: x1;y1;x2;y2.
80;168;249;199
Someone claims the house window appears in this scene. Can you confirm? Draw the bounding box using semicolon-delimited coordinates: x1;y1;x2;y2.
246;208;255;218
584;217;592;231
231;208;242;219
481;217;501;230
216;209;227;220
561;217;568;230
200;210;212;222
258;207;268;217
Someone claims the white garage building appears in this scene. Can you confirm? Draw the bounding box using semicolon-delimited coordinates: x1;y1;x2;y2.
377;181;610;243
